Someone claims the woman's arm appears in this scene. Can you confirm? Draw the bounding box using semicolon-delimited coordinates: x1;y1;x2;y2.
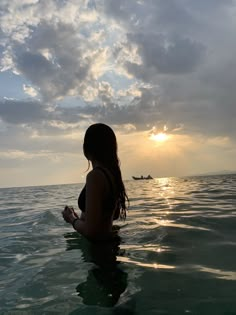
62;208;91;238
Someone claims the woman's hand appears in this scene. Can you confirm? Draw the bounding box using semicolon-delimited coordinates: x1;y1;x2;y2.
62;206;79;224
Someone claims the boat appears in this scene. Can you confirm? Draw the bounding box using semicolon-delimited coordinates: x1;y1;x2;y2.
132;175;153;180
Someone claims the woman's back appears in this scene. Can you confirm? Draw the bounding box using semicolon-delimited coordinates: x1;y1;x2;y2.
78;166;118;216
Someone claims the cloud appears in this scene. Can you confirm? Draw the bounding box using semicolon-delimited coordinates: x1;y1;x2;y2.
102;0;236;139
126;33;205;76
11;22;102;101
0;87;158;130
1;1;109;102
1;0;236;186
23;84;38;97
0;99;49;124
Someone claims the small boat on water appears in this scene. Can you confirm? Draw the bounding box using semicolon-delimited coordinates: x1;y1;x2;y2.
132;175;153;180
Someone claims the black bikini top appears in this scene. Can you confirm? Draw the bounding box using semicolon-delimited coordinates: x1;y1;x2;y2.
78;167;119;219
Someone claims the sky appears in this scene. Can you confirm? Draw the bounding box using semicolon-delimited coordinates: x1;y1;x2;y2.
0;0;236;188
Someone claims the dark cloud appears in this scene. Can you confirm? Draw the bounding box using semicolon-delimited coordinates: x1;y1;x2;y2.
0;99;49;124
126;33;205;76
12;22;92;101
0;98;95;126
0;87;161;134
96;87;161;128
186;0;234;11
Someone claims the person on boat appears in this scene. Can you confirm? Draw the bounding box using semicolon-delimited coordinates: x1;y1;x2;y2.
62;123;128;241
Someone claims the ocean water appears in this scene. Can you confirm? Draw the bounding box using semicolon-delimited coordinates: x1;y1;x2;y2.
0;175;236;315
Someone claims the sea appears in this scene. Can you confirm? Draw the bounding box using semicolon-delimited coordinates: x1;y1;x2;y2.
0;174;236;315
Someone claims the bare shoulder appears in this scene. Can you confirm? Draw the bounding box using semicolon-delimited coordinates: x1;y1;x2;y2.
86;168;107;187
85;169;107;206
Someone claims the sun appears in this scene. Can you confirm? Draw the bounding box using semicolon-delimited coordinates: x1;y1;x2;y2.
150;132;169;142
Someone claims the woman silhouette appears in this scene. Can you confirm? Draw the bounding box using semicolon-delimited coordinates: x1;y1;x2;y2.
62;123;128;241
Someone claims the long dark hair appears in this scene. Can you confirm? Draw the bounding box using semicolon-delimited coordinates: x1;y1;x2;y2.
83;123;128;219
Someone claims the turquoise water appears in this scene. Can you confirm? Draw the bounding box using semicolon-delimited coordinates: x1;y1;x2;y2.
1;175;236;314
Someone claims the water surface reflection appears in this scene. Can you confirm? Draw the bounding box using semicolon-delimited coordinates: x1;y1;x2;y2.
64;231;128;307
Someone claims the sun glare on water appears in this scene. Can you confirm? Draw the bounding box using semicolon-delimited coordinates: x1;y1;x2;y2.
150;132;169;142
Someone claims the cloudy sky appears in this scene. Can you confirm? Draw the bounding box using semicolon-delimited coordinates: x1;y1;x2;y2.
1;0;236;188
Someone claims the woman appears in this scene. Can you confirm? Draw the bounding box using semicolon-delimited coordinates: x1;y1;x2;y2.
62;123;128;241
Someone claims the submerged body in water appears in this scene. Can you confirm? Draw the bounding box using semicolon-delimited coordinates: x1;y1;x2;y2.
64;227;127;307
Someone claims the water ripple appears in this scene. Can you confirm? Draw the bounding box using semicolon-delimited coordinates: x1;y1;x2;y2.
1;175;236;313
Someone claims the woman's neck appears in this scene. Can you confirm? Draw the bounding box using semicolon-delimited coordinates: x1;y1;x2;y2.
91;160;105;169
